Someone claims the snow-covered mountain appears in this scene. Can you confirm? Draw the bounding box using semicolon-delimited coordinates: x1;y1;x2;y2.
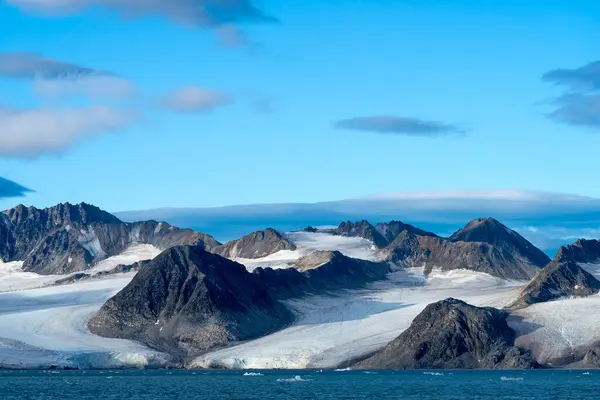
1;202;600;370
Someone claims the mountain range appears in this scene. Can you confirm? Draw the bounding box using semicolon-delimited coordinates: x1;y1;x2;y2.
1;202;600;370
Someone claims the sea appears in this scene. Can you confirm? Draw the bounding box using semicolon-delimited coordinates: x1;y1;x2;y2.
0;369;598;399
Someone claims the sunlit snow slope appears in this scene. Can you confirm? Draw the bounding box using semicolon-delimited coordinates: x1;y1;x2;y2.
0;245;166;369
233;231;378;271
509;262;600;364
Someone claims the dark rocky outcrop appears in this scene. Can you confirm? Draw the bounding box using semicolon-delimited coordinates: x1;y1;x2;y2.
214;228;296;259
328;220;389;248
510;258;600;309
88;246;293;359
381;229;547;280
0;203;219;275
449;218;551;268
553;239;600;265
90;247;392;358
375;220;438;243
583;348;600;368
354;298;537;369
322;217;547;280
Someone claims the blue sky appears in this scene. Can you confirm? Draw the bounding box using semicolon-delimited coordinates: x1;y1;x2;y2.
0;0;599;212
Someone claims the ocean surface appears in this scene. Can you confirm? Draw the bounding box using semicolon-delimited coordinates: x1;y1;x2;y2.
0;370;598;399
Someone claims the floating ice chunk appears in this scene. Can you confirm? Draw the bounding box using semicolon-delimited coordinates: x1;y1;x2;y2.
277;375;311;382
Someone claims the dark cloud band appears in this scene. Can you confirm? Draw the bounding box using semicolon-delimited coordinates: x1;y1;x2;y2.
0;177;33;199
334;116;465;137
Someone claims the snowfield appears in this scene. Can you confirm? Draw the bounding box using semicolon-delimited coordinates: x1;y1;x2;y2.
0;275;170;369
234;231;378;271
0;244;167;369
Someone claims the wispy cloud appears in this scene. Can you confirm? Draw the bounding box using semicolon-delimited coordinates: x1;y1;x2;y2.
0;52;103;80
542;60;600;130
6;0;275;27
542;60;600;92
0;106;140;158
34;75;135;99
0;52;134;99
334;116;465;137
549;93;600;128
161;86;232;113
0;177;33;199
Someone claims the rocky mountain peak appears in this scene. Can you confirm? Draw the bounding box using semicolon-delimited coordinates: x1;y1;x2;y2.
334;220;388;248
354;298;537;369
214;228;296;259
510;259;600;309
449;217;550;267
3;202;121;227
554;239;600;264
450;217;513;242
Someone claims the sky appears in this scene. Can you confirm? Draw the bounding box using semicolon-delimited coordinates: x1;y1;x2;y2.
0;0;599;212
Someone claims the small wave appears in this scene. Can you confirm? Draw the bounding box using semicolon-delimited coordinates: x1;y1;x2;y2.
243;372;264;376
334;368;351;372
583;372;592;375
423;372;444;376
500;376;524;381
363;371;377;375
277;375;311;382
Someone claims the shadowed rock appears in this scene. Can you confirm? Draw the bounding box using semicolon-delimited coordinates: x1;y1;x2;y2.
0;202;219;275
329;220;389;248
88;246;293;358
214;228;296;259
510;259;600;309
90;247;392;358
381;228;546;280
354;298;537;369
323;217;547;280
553;239;600;264
449;217;551;267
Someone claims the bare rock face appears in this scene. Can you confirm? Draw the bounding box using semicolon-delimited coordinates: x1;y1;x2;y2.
583;348;600;367
449;218;551;268
0;203;220;275
510;259;600;309
213;228;296;259
89;247;393;359
354;298;537;370
380;221;548;280
329;220;389;248
325;217;547;280
88;246;293;358
553;239;600;264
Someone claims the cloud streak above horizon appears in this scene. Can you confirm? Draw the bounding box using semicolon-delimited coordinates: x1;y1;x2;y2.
334;116;465;137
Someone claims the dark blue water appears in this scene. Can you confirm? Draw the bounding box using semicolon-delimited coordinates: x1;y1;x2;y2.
0;370;598;399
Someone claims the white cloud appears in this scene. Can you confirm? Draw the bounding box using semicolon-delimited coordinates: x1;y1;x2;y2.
6;0;274;27
34;75;135;99
0;106;140;158
161;86;232;113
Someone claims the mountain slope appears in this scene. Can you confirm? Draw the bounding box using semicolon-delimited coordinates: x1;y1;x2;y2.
88;246;293;358
213;228;295;259
355;298;537;369
0;203;220;275
379;218;548;280
89;246;393;358
511;240;600;309
449;217;551;267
